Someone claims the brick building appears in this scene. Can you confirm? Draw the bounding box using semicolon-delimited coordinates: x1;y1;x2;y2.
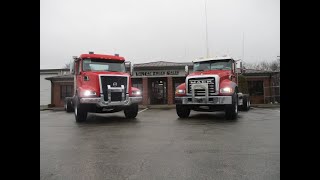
243;69;280;104
44;61;279;107
131;61;193;105
40;68;70;105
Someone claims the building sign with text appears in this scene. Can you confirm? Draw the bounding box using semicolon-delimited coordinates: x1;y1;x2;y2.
133;70;186;77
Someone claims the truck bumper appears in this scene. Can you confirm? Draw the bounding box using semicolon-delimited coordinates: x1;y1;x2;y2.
80;95;142;107
175;96;232;105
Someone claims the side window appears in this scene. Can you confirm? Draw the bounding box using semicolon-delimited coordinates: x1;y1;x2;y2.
248;81;264;96
61;85;73;99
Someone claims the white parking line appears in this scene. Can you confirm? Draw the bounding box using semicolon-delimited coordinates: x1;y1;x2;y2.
138;108;149;114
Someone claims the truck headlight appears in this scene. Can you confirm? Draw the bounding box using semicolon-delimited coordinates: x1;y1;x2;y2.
175;89;185;94
83;90;96;96
132;90;141;96
220;87;233;93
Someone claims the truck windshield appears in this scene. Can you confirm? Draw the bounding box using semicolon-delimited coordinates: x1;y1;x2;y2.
194;60;232;71
82;59;126;72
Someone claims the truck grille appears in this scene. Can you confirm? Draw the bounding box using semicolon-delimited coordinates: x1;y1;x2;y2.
188;77;215;96
100;76;128;101
111;92;122;101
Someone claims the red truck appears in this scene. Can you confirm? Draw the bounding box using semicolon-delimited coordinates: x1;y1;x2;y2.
175;57;250;120
64;52;142;122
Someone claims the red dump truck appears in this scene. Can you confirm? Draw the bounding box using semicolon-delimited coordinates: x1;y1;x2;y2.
175;57;250;120
65;52;142;122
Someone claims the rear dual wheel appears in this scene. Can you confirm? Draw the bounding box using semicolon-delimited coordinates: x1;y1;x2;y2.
241;95;250;111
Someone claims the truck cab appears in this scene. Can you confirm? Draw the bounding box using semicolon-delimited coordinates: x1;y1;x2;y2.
65;52;142;122
175;57;250;120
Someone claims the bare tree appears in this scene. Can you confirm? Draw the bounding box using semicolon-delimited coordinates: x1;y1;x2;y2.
243;58;280;71
63;63;70;69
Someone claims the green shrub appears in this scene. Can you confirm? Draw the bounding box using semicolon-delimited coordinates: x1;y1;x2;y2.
238;75;248;94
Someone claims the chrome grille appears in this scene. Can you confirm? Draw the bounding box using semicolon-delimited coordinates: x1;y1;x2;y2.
188;77;215;96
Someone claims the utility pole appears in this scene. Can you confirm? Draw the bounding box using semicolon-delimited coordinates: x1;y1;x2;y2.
204;0;209;58
242;32;245;62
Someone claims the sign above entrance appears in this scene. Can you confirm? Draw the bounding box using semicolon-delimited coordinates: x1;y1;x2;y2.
134;70;185;77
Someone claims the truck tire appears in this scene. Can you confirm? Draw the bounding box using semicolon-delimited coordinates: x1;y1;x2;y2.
242;95;250;111
65;99;74;113
124;103;138;119
225;93;238;120
74;98;88;122
176;104;190;118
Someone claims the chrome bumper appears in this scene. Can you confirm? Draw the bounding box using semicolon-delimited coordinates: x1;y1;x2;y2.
79;85;142;107
175;96;232;105
80;95;142;107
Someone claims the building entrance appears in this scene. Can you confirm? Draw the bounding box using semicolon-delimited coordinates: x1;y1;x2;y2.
149;78;167;104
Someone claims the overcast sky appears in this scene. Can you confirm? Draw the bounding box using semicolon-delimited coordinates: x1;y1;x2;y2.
40;0;280;69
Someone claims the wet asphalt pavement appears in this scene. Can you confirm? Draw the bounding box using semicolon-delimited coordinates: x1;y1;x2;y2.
40;107;280;180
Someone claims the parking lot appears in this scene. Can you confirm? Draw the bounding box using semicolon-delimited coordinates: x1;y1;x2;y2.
40;107;280;180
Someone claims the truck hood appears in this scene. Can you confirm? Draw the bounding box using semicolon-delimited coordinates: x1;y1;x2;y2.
188;70;231;78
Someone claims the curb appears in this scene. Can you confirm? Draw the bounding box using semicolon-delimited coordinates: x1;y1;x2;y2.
40;108;65;111
250;104;280;108
41;104;279;111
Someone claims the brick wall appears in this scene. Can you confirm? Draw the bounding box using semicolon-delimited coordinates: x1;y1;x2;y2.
246;76;272;104
167;77;173;105
142;77;148;105
52;82;73;107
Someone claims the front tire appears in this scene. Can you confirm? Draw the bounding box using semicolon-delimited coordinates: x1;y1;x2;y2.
74;98;88;122
225;93;238;120
124;103;138;119
176;104;190;118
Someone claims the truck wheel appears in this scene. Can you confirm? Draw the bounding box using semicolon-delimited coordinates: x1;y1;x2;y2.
242;96;250;111
74;98;88;122
176;104;190;118
124;103;138;119
225;93;238;120
65;99;74;112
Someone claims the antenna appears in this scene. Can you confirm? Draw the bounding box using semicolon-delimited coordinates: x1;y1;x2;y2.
204;0;209;58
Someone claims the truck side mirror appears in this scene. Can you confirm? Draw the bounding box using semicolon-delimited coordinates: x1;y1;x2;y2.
185;65;189;75
70;62;75;75
125;61;132;76
235;60;242;74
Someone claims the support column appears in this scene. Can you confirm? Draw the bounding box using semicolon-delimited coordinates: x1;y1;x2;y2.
142;77;148;105
167;77;173;105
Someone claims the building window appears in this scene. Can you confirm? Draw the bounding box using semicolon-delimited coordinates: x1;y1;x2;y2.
61;85;73;99
248;81;264;96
